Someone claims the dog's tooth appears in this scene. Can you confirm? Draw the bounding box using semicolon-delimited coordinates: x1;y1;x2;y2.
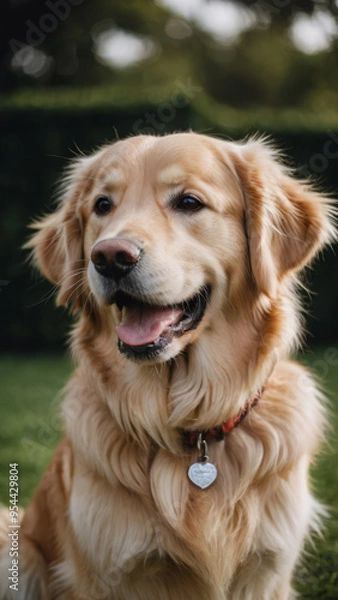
121;306;128;323
111;304;123;324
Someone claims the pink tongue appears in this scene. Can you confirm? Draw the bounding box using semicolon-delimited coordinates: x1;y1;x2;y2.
116;304;184;347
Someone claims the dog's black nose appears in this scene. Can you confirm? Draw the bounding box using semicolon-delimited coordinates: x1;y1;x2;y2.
91;238;141;280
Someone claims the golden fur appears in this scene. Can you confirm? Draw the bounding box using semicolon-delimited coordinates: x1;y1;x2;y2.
0;132;336;599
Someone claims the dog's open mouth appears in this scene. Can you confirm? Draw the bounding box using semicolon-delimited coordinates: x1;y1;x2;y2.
114;286;211;360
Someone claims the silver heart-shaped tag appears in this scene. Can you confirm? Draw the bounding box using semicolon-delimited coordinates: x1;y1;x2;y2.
188;461;217;489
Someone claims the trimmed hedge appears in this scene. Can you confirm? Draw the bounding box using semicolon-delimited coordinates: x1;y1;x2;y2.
1;89;338;350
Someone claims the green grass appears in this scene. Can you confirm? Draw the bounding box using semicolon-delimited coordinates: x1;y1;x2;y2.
0;354;71;505
294;347;338;599
0;349;337;597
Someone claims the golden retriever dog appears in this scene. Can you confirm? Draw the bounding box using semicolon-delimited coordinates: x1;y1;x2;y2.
0;132;336;599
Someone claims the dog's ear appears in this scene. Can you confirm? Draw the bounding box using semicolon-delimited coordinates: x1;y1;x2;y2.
231;139;336;297
25;164;86;310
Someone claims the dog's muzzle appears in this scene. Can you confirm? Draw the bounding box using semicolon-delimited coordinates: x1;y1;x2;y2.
90;238;211;361
91;238;142;282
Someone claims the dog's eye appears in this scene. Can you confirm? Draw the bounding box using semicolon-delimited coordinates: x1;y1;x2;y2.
173;195;205;212
95;196;112;215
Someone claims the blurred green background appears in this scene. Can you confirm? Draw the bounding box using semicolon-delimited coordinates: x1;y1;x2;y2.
1;0;338;349
0;1;338;597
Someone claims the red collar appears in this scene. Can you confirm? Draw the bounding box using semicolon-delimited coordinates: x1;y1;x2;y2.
182;389;262;447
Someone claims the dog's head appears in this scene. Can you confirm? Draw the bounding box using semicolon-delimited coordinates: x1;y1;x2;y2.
27;133;335;363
